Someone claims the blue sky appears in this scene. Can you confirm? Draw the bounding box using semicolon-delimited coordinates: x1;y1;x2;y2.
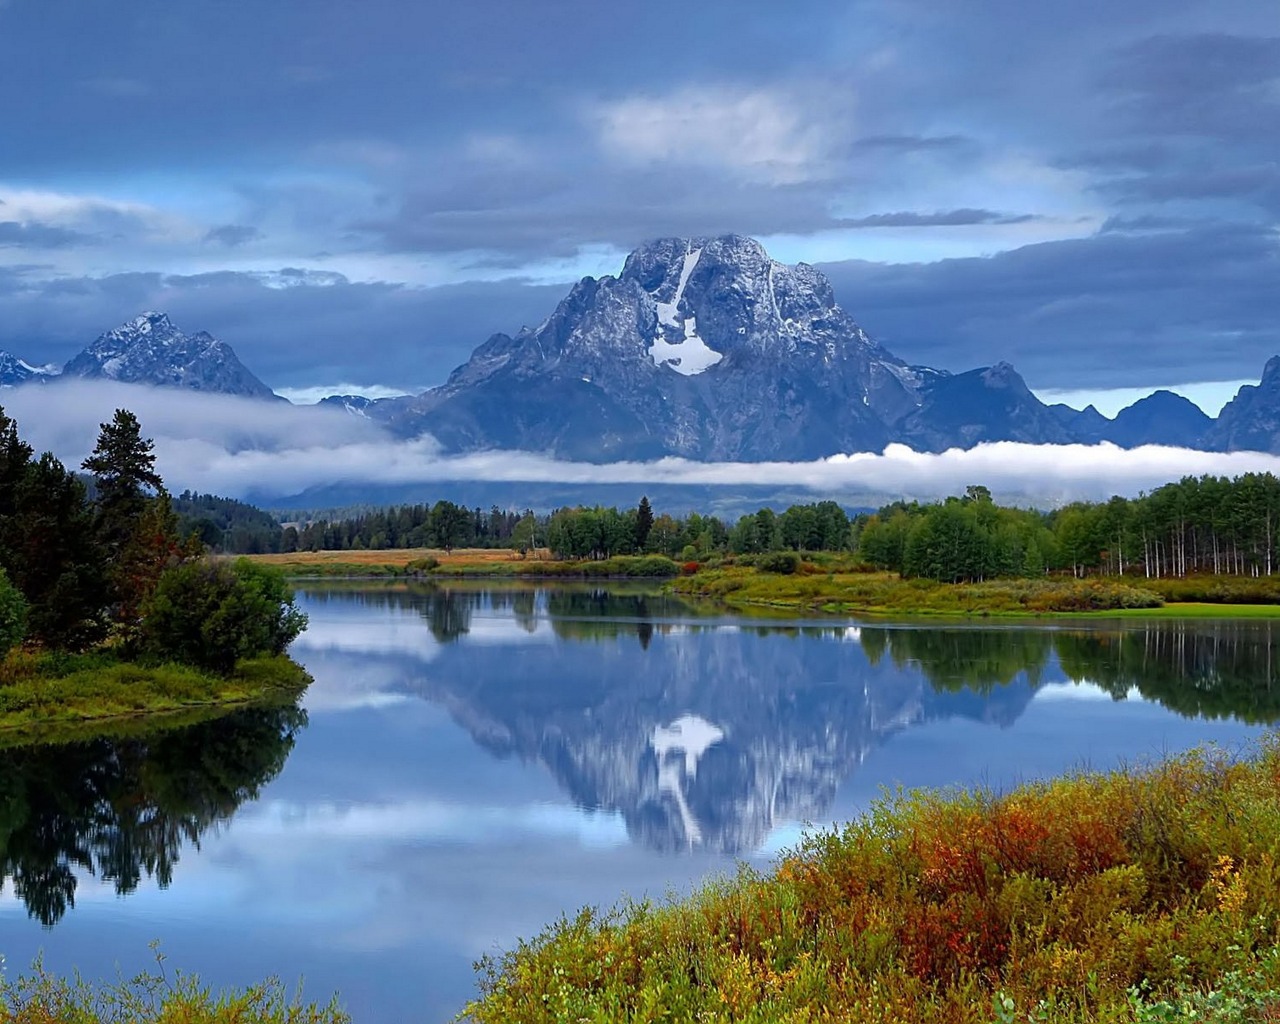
0;0;1276;411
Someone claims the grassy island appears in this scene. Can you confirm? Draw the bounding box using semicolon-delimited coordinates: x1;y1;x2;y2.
463;741;1280;1024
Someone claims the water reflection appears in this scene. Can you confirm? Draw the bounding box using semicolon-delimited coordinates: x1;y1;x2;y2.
0;703;305;926
302;585;1280;856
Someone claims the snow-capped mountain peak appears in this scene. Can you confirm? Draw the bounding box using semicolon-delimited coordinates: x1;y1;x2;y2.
62;312;279;399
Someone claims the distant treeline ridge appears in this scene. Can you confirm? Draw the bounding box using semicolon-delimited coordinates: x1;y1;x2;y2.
195;473;1280;582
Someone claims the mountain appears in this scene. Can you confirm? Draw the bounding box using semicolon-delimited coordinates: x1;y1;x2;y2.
896;362;1075;451
1048;402;1109;443
62;312;279;399
1106;390;1212;448
1204;357;1280;453
370;234;1258;460
383;235;941;460
0;352;60;387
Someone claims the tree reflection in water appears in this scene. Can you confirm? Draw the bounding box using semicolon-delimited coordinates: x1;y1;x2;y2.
0;702;306;927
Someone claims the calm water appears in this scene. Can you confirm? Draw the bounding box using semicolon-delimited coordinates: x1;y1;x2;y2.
0;582;1275;1022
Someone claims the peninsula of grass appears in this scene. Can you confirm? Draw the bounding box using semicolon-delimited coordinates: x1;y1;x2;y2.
463;741;1280;1024
0;650;311;737
672;565;1280;618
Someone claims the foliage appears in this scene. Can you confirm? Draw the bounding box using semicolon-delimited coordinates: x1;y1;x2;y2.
0;567;26;658
0;947;347;1023
463;741;1280;1024
175;489;287;554
757;550;803;574
139;559;308;674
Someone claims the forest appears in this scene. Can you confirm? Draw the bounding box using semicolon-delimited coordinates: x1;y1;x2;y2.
266;474;1280;584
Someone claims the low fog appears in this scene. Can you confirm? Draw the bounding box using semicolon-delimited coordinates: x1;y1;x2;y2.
8;380;1280;508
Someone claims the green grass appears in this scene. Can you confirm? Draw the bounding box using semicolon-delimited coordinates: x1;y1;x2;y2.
674;567;1178;617
0;651;311;738
0;947;348;1024
462;741;1280;1024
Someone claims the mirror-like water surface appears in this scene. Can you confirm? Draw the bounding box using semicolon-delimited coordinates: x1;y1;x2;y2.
0;583;1274;1022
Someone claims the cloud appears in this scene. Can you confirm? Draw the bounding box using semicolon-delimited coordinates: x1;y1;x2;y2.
818;221;1280;387
5;380;1280;507
839;209;1043;228
593;86;842;186
0;221;93;248
203;224;264;247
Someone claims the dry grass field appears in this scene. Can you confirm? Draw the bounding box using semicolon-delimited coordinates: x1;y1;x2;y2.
244;547;552;573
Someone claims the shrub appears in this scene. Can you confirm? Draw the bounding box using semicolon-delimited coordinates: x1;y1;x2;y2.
406;556;440;574
757;550;802;574
140;559;308;675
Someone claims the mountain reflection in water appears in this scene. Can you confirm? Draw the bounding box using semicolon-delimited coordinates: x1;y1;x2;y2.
0;702;306;926
304;584;1280;855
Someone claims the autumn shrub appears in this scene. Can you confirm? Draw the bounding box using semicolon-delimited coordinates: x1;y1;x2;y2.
463;741;1280;1024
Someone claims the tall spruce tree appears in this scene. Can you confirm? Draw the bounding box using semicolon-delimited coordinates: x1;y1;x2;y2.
83;409;179;634
635;496;654;551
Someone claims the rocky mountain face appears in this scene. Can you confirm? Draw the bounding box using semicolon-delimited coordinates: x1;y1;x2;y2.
0;352;60;387
383;236;940;460
359;234;1278;458
62;312;279;399
1204;357;1280;453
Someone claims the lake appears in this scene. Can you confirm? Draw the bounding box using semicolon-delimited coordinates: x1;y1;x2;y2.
0;582;1275;1022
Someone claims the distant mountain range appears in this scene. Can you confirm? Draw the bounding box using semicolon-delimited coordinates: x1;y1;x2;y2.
4;239;1280;457
0;311;276;399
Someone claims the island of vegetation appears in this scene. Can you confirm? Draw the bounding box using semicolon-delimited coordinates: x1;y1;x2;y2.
0;405;308;734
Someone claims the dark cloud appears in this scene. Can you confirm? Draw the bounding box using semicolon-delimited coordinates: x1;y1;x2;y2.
0;221;93;248
820;222;1280;389
203;224;263;247
839;210;1043;229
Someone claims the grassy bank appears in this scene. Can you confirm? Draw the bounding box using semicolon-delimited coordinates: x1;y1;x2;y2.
673;566;1280;618
0;951;348;1024
463;741;1280;1023
0;651;311;737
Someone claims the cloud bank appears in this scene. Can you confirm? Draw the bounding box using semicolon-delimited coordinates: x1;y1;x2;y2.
7;381;1280;507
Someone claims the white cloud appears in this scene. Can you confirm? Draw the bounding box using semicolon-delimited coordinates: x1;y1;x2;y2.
593;86;839;185
275;383;416;404
6;380;1280;506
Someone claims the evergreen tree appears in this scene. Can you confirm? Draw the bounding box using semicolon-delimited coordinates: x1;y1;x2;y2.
635;496;654;550
83;409;164;554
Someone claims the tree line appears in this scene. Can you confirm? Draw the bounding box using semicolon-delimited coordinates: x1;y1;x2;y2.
212;471;1280;584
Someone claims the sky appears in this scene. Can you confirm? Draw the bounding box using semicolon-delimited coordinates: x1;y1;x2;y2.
0;0;1276;413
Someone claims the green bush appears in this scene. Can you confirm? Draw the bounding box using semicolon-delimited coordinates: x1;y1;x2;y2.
140;559;308;675
405;556;440;574
757;550;802;574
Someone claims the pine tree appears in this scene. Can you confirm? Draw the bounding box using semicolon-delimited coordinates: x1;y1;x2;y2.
635;496;654;551
83;409;164;556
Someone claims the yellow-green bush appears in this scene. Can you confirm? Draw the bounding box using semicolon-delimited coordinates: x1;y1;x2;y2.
462;742;1280;1023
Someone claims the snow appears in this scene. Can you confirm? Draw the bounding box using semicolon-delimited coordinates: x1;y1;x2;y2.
648;243;723;375
649;317;724;376
101;357;123;378
654;246;702;328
